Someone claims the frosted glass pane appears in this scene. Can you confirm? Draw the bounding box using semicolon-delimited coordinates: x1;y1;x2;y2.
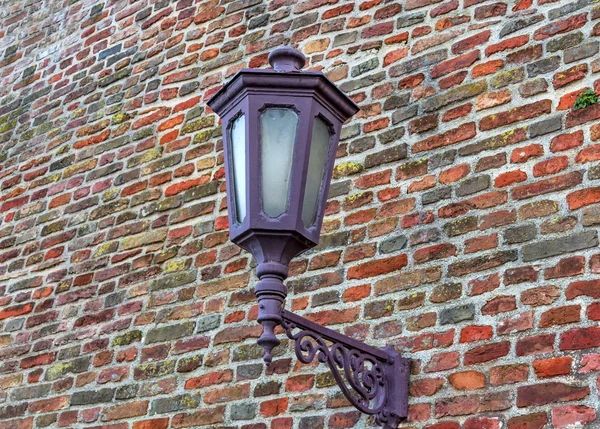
230;115;246;223
260;108;298;217
302;117;331;228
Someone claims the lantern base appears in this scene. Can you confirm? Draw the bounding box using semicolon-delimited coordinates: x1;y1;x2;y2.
279;309;409;429
255;261;288;363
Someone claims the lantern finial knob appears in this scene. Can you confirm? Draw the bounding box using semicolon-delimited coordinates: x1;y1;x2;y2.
268;46;306;72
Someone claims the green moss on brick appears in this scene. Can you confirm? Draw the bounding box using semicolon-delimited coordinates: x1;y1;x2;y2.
112;330;143;346
0;119;16;133
333;161;364;178
181;116;214;134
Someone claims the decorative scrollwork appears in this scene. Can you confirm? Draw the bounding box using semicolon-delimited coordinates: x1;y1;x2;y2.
279;310;409;429
282;318;390;420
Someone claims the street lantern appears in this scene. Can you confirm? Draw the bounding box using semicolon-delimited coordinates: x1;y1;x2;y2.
208;46;409;429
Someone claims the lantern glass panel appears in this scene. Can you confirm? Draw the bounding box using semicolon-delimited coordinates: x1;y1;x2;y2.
230;114;247;223
302;117;332;228
260;108;298;218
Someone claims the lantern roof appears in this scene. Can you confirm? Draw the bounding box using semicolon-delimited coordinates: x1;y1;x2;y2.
207;47;359;121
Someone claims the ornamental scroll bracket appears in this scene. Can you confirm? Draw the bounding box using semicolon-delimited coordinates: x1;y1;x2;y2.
280;309;410;429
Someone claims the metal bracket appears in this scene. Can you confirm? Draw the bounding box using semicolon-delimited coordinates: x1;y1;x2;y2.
281;309;410;429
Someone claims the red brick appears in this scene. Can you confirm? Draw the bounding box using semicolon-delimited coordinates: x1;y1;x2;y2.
133;419;169;429
104;401;149;421
361;21;394;38
259;398;288;417
533;357;572;378
383;47;409;66
425;422;460;429
185;370;233;389
532;156;568;177
567;279;600;300
21;352;56;369
472;60;504;78
305;307;360;326
464;342;509;365
479;100;551;131
28;396;69;413
430;0;459;17
439;164;469;184
173;96;201;113
558;89;582;110
517;382;589;407
545;256;584;279
566;103;600;128
482;296;516;315
398;73;425;89
553;64;588;89
579;353;600;373
407;403;431;422
590;300;600;320
506;44;542;64
464;233;497;254
465;417;500;429
485;35;529;56
498;311;534;335
442;103;473;121
347;255;407;279
132;107;171;130
512;171;583;200
460;326;493;343
431;50;479;78
576;144;600;163
511;144;544;163
517;334;555;356
495;170;526;187
406;0;444;10
567;186;600;210
452;31;490;54
409;377;445;397
560;327;600;350
448;370;485;390
424;351;460;373
285;374;314;392
468;273;500;296
0;303;33;321
413;122;477;152
414;243;456;264
435;391;510;417
490;364;529;386
507;412;548;429
534;13;587;40
552;405;596;429
550;130;584;152
436;15;471;31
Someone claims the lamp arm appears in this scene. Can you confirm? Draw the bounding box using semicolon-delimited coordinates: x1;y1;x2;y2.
280;309;410;429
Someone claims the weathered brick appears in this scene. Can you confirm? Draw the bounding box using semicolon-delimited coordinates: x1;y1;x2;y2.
422;81;487;113
517;382;589;407
522;231;598;262
70;388;115;405
145;322;195;344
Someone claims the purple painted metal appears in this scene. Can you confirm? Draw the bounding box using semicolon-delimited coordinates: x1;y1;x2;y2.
281;310;409;427
208;46;359;361
207;47;409;428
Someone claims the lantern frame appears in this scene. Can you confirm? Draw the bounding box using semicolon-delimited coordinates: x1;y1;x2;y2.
207;46;409;429
208;57;357;265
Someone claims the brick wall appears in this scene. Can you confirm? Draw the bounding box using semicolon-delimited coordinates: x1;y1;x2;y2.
1;0;600;428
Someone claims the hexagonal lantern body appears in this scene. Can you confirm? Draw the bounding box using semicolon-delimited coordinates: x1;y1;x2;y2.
208;47;358;361
208;48;358;266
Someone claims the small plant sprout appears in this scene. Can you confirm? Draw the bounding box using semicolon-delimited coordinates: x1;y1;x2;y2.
573;88;599;110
